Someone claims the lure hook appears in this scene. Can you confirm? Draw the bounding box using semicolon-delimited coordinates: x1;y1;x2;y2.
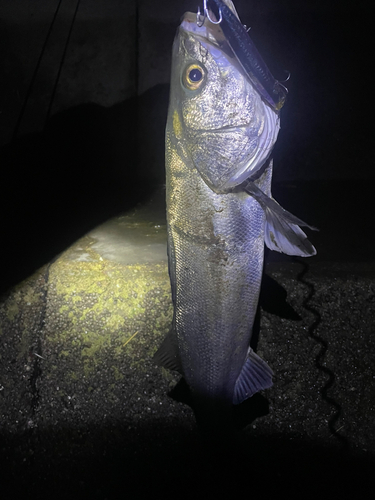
280;70;291;83
274;80;289;101
274;70;290;99
196;0;222;27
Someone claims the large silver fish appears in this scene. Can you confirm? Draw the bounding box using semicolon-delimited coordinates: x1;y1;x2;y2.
155;1;316;427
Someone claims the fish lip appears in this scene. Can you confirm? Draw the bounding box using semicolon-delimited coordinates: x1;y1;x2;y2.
180;12;235;60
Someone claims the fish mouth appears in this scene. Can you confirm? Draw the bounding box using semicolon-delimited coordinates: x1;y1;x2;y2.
180;12;226;43
180;12;239;66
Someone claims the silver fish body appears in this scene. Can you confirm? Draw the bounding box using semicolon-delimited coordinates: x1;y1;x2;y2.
155;3;316;421
165;142;273;405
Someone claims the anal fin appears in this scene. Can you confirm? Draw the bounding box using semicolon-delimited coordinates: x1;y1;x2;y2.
153;327;183;374
233;348;273;404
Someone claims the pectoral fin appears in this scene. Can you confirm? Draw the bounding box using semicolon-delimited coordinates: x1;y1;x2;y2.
233;348;273;404
153;327;183;374
245;180;317;257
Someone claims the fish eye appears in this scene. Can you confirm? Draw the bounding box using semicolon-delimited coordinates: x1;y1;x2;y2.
182;63;205;90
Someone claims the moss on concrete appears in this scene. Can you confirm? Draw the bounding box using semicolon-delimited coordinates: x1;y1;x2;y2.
0;224;173;426
44;243;172;386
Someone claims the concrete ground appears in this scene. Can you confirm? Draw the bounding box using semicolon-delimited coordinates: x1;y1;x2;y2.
1;1;374;498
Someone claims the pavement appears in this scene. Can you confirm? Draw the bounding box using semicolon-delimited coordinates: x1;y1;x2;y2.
1;1;374;498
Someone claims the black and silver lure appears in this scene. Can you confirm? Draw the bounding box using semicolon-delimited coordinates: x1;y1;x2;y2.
201;0;288;111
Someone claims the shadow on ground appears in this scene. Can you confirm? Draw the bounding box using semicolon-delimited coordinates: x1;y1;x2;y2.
1;421;373;499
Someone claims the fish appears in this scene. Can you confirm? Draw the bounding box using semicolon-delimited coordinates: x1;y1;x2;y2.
154;0;316;429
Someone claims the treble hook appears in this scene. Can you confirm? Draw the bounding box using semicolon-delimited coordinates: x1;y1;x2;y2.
196;0;222;27
274;70;290;97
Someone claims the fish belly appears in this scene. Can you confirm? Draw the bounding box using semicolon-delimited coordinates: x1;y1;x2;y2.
166;137;266;403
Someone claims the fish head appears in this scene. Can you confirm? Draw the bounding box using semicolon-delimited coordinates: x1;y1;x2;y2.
168;12;280;193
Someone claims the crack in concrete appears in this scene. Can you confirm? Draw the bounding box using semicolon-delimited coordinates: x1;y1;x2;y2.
29;258;57;417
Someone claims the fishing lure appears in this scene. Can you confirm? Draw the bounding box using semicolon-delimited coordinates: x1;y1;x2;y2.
198;0;288;111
